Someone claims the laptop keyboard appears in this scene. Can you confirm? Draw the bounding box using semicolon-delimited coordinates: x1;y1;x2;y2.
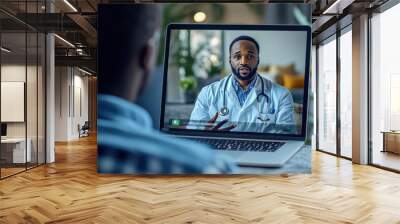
187;138;285;152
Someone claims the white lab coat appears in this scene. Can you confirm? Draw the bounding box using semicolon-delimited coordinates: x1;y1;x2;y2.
189;74;296;133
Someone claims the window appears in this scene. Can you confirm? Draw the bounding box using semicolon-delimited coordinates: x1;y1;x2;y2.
370;3;400;171
317;36;337;154
339;28;352;158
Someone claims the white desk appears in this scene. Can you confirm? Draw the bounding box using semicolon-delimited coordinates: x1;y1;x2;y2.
1;138;31;163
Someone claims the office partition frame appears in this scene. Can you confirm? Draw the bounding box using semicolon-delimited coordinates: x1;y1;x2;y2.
315;18;353;161
0;0;47;180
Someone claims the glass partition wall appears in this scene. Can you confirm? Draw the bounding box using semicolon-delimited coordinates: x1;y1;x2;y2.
317;35;337;155
339;27;352;159
0;2;46;179
316;25;353;159
370;2;400;172
0;31;27;177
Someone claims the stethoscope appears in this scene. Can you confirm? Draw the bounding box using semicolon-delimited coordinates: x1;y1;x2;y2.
219;74;275;122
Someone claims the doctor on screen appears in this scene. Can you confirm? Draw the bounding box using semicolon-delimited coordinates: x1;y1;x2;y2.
189;35;295;133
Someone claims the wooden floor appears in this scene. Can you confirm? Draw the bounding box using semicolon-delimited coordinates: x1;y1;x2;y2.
1;167;26;178
1;163;45;178
372;150;400;171
1;135;400;223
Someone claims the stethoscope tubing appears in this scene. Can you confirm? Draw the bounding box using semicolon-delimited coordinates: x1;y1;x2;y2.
220;74;271;118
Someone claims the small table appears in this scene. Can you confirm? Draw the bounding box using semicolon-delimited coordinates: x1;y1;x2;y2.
381;131;400;154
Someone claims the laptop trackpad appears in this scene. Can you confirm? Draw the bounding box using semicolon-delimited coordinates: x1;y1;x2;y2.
218;151;246;160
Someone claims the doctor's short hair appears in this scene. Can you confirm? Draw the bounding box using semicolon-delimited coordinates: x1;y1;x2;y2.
229;36;260;56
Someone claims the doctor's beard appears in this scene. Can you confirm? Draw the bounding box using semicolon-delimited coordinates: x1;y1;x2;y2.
230;64;258;81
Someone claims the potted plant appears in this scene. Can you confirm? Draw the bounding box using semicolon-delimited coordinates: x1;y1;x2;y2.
172;33;207;103
179;76;198;103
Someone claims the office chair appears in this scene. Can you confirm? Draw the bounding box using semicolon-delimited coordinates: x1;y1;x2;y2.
78;121;90;138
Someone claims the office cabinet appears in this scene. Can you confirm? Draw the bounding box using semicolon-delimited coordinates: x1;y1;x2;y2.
382;132;400;154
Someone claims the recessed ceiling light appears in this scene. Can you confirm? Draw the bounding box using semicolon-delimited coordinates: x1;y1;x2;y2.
322;0;353;15
1;47;11;53
54;34;75;48
194;11;206;23
77;67;92;76
63;0;78;12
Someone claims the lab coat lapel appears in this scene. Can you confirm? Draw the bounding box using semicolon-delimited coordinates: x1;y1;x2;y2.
226;75;242;109
223;75;242;121
241;75;261;111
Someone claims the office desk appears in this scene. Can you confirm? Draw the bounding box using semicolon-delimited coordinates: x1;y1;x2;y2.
236;145;311;174
1;138;31;164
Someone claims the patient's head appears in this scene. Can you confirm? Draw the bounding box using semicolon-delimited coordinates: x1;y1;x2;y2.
99;5;161;101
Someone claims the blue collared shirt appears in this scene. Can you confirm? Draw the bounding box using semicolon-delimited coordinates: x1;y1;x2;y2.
97;94;237;174
231;75;257;106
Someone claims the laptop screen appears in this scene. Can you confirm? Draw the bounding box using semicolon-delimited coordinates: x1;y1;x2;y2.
161;24;311;139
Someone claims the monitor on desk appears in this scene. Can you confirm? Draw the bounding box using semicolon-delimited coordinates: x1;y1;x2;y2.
1;123;7;138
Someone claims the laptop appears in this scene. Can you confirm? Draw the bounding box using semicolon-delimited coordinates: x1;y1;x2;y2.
160;24;311;167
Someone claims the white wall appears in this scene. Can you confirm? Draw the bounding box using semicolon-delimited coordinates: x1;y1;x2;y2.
55;67;89;141
72;73;89;138
75;74;89;121
55;66;69;141
1;65;26;81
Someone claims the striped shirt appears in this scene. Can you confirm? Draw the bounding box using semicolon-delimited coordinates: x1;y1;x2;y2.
231;75;257;106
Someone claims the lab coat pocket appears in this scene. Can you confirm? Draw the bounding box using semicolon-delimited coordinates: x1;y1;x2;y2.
257;113;276;124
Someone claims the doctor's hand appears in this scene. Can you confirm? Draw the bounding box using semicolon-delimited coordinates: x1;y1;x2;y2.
205;112;237;131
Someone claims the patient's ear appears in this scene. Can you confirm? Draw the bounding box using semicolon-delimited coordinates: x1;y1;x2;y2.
139;41;155;72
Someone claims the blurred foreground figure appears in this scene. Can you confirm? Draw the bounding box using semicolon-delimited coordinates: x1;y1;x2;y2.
97;4;236;174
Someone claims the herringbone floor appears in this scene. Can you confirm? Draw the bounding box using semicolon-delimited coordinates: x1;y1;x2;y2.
1;135;400;224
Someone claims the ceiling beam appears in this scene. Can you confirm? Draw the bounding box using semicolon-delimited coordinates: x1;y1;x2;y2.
51;0;97;47
55;55;96;71
322;0;356;14
67;13;97;40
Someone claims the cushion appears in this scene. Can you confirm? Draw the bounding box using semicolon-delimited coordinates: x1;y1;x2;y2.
282;74;304;90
